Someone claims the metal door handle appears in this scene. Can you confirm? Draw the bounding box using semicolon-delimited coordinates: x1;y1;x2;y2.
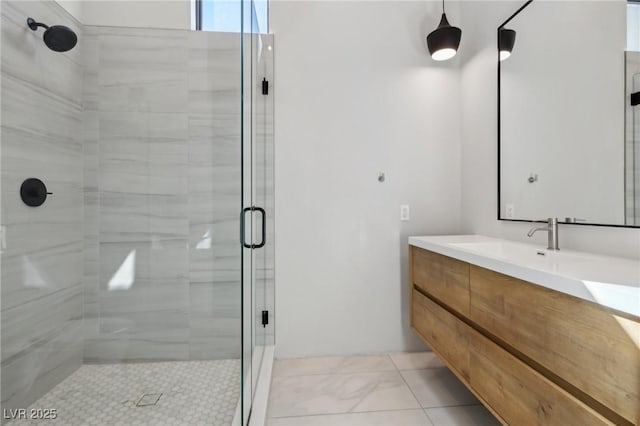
240;206;266;249
254;207;266;249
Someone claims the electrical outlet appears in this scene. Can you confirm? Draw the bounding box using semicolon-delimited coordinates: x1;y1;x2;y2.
400;205;410;221
505;204;515;219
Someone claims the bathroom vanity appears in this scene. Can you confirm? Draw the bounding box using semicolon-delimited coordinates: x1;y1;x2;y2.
408;235;640;426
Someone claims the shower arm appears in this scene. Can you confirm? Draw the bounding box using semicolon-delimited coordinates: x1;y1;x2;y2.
27;18;49;31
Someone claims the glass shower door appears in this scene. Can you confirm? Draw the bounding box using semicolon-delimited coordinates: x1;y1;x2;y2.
251;31;274;397
241;7;274;423
632;72;640;225
241;48;253;424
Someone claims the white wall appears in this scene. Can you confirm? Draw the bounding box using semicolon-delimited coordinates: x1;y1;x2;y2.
56;0;191;29
271;1;463;358
55;0;83;22
460;1;640;260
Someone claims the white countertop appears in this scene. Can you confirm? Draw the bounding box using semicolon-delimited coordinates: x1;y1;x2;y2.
409;235;640;318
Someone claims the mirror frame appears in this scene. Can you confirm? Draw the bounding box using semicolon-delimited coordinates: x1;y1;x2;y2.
497;0;638;228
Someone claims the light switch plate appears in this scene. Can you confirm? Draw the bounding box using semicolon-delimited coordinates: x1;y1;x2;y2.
505;204;515;219
400;205;410;221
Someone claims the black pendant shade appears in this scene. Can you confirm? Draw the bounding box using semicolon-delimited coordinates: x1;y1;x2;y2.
499;28;516;61
427;13;462;61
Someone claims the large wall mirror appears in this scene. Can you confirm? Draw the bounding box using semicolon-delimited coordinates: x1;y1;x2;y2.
498;0;640;227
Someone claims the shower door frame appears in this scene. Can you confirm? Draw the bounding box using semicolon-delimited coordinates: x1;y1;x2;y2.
240;4;274;424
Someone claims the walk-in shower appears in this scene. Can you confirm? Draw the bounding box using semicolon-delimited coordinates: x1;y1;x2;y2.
1;0;273;424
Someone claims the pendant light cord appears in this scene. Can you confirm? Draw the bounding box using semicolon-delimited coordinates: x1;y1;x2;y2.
442;0;445;13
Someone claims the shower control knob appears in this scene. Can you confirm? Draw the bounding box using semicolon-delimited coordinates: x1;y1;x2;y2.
20;178;51;207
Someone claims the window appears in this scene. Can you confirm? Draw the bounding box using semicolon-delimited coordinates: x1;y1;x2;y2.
629;1;640;51
194;0;268;33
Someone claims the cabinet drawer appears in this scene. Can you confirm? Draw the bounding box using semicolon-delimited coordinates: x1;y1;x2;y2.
469;327;613;426
469;265;640;425
412;289;470;382
412;247;470;316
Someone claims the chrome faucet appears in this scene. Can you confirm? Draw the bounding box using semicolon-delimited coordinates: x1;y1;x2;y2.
527;217;559;250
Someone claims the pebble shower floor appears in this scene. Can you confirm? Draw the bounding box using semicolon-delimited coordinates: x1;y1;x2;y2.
8;359;241;426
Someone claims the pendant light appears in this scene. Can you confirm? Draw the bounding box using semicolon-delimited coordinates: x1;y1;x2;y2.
499;28;516;61
426;0;462;61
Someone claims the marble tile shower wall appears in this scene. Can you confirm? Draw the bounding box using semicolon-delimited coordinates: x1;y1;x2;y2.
1;0;84;412
83;27;247;363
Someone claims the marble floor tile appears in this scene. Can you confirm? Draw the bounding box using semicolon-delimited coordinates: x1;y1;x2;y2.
267;409;433;426
389;352;445;371
424;405;500;426
268;371;420;418
273;355;396;377
400;369;478;409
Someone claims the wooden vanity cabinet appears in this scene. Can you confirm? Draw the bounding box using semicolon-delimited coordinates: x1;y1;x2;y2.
412;289;470;382
410;245;640;426
412;248;470;316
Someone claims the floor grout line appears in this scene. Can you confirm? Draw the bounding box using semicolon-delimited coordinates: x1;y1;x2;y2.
397;366;425;410
272;368;415;378
272;363;448;378
422;408;436;426
273;353;443;372
267;407;432;420
266;404;490;422
387;353;401;371
424;402;486;410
